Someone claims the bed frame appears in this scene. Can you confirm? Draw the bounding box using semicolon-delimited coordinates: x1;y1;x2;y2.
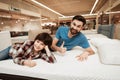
0;73;46;80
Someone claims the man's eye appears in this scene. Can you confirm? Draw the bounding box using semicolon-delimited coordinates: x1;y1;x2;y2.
73;23;76;26
77;26;81;28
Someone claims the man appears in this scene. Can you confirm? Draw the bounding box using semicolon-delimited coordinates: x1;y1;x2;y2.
52;15;94;61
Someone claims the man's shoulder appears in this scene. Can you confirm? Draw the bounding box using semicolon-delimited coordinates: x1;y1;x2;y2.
77;32;86;38
58;26;69;30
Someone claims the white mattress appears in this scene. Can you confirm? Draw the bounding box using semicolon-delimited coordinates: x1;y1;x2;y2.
81;30;97;35
0;47;120;80
85;34;108;40
81;30;108;40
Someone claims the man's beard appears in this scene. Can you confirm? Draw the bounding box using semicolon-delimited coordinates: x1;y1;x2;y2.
70;28;79;35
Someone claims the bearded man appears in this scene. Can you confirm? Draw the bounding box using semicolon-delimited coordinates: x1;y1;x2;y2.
52;15;94;61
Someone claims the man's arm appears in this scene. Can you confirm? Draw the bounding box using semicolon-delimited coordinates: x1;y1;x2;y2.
76;47;94;61
84;47;95;55
52;38;66;53
52;37;59;51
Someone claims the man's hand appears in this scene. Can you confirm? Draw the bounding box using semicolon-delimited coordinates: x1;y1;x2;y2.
59;41;67;54
76;51;89;61
24;56;36;67
76;47;94;61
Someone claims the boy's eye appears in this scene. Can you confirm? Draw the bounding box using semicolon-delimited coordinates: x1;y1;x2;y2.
36;40;41;43
36;40;45;46
40;43;44;46
36;40;39;43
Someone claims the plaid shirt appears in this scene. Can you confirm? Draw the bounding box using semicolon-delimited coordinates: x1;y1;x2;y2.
9;40;56;65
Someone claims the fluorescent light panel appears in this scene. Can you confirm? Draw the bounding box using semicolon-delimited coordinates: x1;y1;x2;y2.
59;10;120;19
90;0;99;14
31;0;65;17
106;11;120;14
59;13;97;18
31;0;119;19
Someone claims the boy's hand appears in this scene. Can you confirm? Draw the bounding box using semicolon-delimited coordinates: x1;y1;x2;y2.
24;56;36;67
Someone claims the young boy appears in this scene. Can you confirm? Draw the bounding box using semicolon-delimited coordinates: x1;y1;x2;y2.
0;32;56;67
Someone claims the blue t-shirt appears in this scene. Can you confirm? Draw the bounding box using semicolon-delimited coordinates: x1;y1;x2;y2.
55;26;90;50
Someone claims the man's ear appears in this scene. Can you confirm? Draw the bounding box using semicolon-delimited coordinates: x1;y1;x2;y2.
81;26;84;30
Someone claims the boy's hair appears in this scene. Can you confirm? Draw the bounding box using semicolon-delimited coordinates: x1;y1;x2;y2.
72;15;86;26
34;32;53;48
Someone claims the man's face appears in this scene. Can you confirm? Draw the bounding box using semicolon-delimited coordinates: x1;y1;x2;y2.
70;19;83;35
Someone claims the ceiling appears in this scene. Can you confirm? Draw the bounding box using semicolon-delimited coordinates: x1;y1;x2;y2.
25;0;120;17
36;0;105;16
0;0;120;21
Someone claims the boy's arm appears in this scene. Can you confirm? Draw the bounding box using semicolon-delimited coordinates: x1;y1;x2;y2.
9;41;28;65
44;45;56;63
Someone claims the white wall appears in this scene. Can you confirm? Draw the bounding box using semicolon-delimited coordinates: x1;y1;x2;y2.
0;19;42;31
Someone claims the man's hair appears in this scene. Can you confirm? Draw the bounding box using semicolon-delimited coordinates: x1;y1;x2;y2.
34;32;53;48
72;15;86;26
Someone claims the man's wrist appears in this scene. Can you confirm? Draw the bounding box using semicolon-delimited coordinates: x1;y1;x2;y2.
84;51;90;55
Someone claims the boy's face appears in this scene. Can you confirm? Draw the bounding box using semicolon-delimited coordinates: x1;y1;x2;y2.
34;40;45;52
70;19;83;35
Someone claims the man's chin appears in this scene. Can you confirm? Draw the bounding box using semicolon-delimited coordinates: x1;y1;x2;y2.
71;32;78;35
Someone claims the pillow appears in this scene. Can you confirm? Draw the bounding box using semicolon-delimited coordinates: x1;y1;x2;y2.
90;38;112;48
98;40;120;65
86;34;107;40
0;31;12;51
88;41;98;53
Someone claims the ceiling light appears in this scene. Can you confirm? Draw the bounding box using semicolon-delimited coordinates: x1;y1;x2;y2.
90;0;99;14
42;18;48;20
1;22;4;24
106;11;120;14
31;0;65;17
59;13;97;18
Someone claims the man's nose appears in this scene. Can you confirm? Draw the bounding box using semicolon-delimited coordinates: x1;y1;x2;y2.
73;26;77;29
